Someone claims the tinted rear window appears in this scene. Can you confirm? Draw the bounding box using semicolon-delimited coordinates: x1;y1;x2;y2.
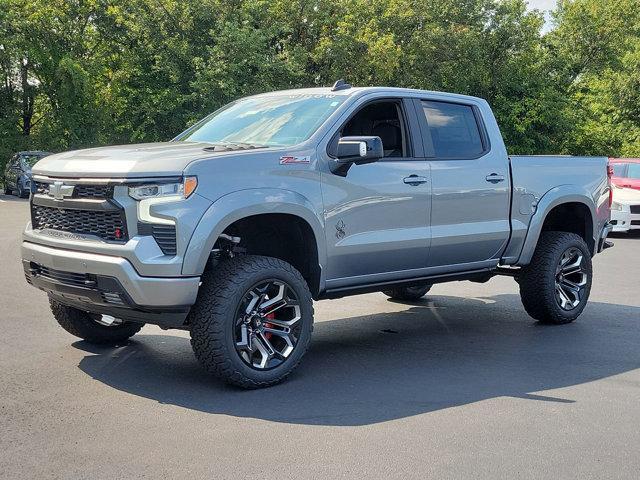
421;101;484;158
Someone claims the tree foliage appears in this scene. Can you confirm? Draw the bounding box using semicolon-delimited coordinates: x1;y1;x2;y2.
0;0;639;170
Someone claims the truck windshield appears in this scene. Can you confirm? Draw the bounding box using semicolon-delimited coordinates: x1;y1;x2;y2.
177;94;347;147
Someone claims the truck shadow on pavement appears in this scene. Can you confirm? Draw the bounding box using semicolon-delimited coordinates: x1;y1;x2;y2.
74;294;640;426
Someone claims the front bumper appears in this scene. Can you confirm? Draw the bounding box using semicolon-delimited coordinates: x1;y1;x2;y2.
22;241;200;327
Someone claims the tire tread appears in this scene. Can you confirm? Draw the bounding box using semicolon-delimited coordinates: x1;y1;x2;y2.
50;299;143;344
518;231;592;324
189;255;314;389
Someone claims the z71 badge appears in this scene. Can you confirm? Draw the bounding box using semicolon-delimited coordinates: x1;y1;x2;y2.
279;155;310;165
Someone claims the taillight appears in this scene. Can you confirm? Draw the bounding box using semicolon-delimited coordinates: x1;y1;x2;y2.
607;161;614;207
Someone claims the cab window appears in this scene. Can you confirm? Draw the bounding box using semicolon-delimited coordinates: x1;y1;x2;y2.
421;101;485;159
336;100;409;158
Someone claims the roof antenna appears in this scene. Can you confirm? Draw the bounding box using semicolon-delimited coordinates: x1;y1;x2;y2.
331;79;352;91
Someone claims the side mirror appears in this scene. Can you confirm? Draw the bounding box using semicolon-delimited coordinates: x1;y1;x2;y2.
331;136;384;176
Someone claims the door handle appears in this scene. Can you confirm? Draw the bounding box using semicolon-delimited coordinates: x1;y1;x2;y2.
485;173;505;184
403;175;429;186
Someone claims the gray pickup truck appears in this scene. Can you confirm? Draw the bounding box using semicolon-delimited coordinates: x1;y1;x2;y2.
22;83;613;388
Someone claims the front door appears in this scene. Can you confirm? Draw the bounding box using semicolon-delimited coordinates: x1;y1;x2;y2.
321;98;432;288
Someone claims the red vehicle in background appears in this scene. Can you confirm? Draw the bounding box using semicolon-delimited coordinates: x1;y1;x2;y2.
609;158;640;191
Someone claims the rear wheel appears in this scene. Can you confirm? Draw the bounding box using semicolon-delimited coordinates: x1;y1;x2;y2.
518;232;592;324
50;299;143;344
190;255;314;389
383;284;432;301
4;185;11;195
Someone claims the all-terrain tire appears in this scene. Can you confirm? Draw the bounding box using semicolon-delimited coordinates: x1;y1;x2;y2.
50;299;143;344
518;231;592;324
189;255;314;389
383;284;432;301
4;186;12;195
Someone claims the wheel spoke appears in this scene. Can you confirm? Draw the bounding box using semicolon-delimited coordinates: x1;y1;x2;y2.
263;307;301;328
244;291;261;315
251;334;272;369
234;278;303;370
263;325;290;336
236;324;250;350
555;284;571;309
260;298;288;316
560;281;580;305
562;255;583;275
257;282;286;313
553;247;589;311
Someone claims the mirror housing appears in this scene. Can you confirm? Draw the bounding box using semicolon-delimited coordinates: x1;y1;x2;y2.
330;136;384;176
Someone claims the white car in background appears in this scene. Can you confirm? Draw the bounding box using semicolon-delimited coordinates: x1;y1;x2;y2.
611;186;640;232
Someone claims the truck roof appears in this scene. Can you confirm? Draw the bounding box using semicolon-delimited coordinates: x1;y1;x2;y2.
17;150;51;156
250;86;487;104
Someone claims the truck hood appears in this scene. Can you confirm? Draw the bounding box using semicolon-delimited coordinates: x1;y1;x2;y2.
32;141;219;178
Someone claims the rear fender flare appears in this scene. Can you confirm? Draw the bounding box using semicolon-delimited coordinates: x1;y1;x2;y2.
516;185;598;265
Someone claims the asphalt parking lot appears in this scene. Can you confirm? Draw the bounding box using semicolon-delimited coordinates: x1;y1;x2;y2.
1;194;639;479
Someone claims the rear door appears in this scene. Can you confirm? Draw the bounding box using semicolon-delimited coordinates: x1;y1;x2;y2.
414;98;511;269
320;96;432;288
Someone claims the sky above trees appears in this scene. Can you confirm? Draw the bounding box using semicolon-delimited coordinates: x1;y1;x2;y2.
528;0;558;10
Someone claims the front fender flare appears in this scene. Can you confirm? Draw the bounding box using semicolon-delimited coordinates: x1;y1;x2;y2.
516;185;598;266
182;188;326;280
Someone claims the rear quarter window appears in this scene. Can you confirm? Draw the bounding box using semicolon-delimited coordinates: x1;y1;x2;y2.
421;101;485;158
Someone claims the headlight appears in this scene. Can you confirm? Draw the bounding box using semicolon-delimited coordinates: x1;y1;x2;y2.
611;201;624;211
128;176;197;200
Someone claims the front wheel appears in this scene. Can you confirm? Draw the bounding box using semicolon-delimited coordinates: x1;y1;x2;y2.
518;232;592;324
17;182;29;198
189;255;314;389
50;299;143;344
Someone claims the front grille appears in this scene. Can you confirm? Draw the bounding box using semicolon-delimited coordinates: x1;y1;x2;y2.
33;182;112;199
32;205;128;242
630;205;640;214
32;264;96;288
74;184;113;199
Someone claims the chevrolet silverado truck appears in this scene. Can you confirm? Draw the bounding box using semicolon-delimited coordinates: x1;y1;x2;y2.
22;83;613;388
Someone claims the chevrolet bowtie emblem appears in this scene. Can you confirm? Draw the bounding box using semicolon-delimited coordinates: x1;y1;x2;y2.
49;181;75;200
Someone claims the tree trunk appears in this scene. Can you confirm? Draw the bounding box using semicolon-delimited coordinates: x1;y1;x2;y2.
20;58;34;136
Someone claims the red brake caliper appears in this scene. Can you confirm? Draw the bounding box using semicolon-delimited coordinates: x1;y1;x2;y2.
264;312;275;340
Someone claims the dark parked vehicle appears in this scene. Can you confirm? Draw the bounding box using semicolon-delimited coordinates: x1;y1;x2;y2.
3;151;51;198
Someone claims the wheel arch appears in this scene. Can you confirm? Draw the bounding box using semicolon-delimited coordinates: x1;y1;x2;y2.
516;186;598;266
182;189;326;296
